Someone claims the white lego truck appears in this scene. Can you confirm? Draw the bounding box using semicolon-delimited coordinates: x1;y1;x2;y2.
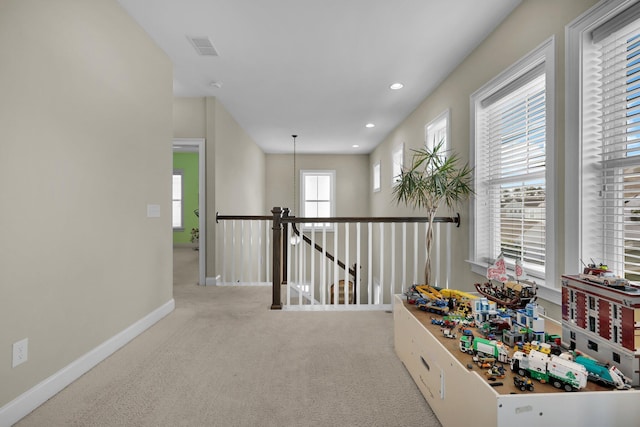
510;350;588;391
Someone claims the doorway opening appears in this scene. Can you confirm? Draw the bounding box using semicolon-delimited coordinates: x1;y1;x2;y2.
172;138;206;285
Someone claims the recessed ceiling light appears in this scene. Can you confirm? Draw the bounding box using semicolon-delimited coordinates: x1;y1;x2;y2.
352;144;360;148
390;82;404;90
365;123;375;128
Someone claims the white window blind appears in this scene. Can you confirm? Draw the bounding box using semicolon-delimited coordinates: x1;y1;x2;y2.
582;11;640;280
475;69;547;277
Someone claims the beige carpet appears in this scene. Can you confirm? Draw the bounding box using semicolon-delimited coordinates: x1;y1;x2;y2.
16;247;441;427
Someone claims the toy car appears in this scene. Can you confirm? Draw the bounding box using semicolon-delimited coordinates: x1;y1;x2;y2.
513;376;534;392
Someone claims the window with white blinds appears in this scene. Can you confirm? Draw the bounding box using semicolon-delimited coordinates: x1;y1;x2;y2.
470;38;554;284
580;4;640;280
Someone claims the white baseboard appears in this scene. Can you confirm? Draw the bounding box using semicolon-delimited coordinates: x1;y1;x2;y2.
0;299;175;427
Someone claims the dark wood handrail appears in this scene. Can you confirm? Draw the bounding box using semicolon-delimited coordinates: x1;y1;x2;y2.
217;212;461;227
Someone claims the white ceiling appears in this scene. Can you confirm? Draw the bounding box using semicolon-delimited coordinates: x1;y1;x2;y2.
118;0;521;154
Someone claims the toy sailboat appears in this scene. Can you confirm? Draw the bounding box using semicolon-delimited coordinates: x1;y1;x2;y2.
474;254;537;309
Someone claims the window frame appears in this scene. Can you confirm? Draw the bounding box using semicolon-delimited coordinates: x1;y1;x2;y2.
172;169;184;230
425;108;451;152
469;37;556;301
373;161;381;193
565;0;640;278
300;169;336;230
391;143;404;186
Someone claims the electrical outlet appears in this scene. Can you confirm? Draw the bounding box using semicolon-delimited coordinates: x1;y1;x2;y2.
12;338;28;368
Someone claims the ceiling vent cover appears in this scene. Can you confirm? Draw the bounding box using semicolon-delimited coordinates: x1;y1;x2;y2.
187;36;219;56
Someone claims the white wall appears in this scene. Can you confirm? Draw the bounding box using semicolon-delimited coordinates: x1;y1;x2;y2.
0;0;173;409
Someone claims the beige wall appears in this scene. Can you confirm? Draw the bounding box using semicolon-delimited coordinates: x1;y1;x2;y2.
370;0;599;319
266;154;370;217
0;0;173;408
173;97;266;276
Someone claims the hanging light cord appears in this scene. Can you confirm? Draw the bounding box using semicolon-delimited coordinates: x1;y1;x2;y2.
292;134;297;217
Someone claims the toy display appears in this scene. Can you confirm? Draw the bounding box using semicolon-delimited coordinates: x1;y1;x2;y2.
404;268;640;393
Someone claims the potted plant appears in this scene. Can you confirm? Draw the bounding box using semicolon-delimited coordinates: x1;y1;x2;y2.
392;140;473;285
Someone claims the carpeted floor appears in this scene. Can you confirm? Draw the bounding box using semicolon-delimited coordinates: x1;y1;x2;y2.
16;247;441;427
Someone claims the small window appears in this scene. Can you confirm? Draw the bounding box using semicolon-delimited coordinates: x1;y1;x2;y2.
613;325;619;343
613;352;621;363
373;161;381;193
589;296;596;310
172;169;184;229
589;316;596;333
301;170;335;229
587;340;599;351
392;144;404;186
425;109;450;152
570;331;576;340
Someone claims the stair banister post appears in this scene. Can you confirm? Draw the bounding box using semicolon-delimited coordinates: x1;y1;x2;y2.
271;207;283;309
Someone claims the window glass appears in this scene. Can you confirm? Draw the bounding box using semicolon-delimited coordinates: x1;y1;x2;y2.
301;170;335;229
172;170;183;229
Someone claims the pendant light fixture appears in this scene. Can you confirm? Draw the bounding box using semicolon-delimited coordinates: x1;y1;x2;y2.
290;134;301;245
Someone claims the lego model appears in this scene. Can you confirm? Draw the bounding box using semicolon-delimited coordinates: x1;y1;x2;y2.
561;273;640;386
579;262;629;289
459;335;510;363
510;350;588;391
513;376;534;391
474;254;537;309
571;353;632;390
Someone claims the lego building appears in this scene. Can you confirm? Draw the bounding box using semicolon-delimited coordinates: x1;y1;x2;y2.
562;274;640;385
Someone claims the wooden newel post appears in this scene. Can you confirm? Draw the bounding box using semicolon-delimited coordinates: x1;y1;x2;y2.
271;207;283;309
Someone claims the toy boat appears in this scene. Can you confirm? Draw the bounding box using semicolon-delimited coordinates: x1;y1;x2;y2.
474;254;537;309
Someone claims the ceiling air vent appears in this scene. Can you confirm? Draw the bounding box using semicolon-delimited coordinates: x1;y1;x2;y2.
187;36;219;56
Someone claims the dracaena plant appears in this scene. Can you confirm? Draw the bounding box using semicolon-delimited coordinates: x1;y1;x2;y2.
392;140;473;285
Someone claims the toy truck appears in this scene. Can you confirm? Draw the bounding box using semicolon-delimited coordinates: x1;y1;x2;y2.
511;350;588;391
573;355;632;390
416;298;449;315
459;336;510;363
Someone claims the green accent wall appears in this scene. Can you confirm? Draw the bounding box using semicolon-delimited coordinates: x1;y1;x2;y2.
173;152;199;244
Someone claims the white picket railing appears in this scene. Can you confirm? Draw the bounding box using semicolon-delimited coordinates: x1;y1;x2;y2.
216;208;459;310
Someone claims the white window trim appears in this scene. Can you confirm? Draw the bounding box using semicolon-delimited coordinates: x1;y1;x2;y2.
391;143;404;186
425;108;451;152
373;161;381;193
300;169;336;230
172;168;184;230
468;36;557;302
565;0;638;276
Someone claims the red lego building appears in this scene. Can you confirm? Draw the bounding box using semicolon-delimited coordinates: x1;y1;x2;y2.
562;274;640;386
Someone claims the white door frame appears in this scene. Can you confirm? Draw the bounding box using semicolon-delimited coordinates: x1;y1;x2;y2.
173;138;206;286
